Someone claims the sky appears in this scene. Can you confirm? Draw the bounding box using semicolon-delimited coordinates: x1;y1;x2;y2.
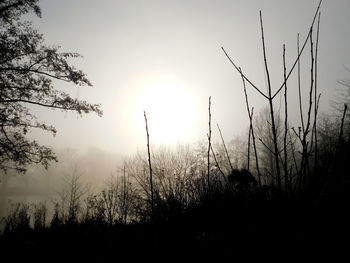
26;0;350;156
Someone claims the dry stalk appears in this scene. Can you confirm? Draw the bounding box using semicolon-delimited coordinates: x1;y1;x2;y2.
239;67;261;188
207;96;212;193
283;44;289;192
217;123;233;171
297;34;305;132
144;111;154;217
313;12;321;170
208;135;226;182
260;10;282;189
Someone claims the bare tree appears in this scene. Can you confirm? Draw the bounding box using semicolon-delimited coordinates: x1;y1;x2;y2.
56;166;89;224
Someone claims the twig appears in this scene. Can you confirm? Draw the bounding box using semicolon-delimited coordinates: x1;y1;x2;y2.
283;44;289;192
217;123;233;171
272;0;323;99
305;26;314;137
239;66;262;187
207;96;212;192
250;108;262;188
300;25;315;189
313;12;321;170
144;111;154;217
297;33;305;133
288;130;299;191
260;10;282;189
258;137;275;156
221;47;269;100
247;122;252;170
309;93;322;154
208;136;227;182
338;104;348;144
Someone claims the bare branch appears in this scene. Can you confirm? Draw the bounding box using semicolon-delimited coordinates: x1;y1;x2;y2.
144;111;154;216
222;47;269;100
217;123;233;171
272;0;323;99
297;34;305;133
207;96;212;192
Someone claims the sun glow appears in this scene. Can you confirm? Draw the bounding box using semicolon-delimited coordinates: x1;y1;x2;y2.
134;81;197;144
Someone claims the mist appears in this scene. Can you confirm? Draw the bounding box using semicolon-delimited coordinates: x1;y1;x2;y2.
0;147;122;219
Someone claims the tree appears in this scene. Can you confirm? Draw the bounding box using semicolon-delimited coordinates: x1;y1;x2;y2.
253;107;283;185
332;67;350;139
55;165;89;224
0;0;102;173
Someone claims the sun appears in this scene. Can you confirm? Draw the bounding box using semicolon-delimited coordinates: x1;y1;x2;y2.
133;81;197;145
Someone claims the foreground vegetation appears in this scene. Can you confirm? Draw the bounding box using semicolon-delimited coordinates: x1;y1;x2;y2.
1;113;349;260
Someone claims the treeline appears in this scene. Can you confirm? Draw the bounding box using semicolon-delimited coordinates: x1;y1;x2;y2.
2;109;349;228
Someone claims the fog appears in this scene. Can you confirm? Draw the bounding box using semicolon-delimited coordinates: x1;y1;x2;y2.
0;147;122;219
24;0;350;155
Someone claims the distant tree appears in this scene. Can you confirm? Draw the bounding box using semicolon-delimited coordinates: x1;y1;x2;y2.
253;107;284;185
332;67;350;138
0;0;102;173
56;166;89;224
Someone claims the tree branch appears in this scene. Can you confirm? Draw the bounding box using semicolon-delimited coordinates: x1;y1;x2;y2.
272;0;322;99
222;47;269;100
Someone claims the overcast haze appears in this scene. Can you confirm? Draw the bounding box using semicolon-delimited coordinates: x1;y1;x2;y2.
26;0;350;156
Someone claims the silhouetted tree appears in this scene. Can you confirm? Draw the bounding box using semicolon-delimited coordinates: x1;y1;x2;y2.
0;0;102;173
332;67;350;139
3;201;30;233
97;172;136;224
253;107;283;185
32;202;47;229
56;166;89;224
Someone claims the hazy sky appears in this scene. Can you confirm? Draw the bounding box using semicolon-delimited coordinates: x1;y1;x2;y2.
27;0;350;155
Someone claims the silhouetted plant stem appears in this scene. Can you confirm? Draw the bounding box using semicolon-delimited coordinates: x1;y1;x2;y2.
144;111;154;217
313;12;321;171
272;0;323;100
338;104;348;145
221;47;268;100
247;124;252;170
301;26;315;189
295;33;306;191
260;11;282;189
123;165;127;224
250;108;262;189
208;135;226;182
295;24;317;191
306;27;314;141
217;123;233;171
283;44;289;193
288;130;299;192
207;96;212;193
239;67;261;188
297;34;305;133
